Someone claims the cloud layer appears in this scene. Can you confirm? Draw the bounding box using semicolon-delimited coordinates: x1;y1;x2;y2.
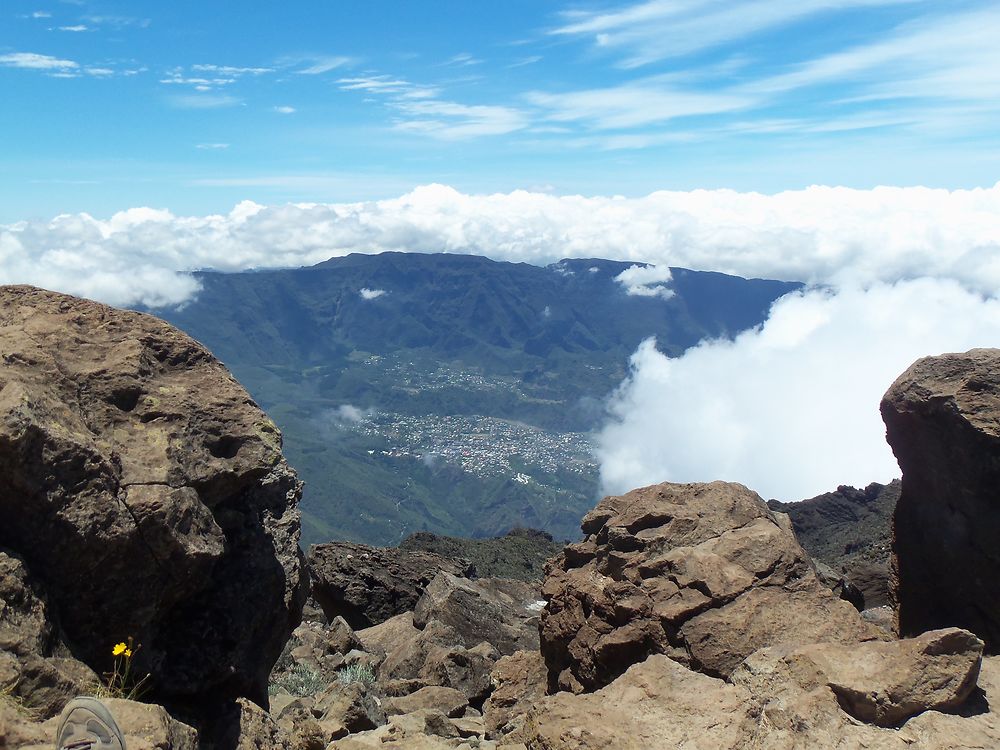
3;183;1000;307
595;280;1000;501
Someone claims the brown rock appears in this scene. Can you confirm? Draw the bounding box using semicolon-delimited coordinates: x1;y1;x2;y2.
483;650;547;740
313;681;386;733
734;627;984;727
881;348;1000;649
522;655;755;750
521;650;1000;749
308;542;472;629
0;286;307;708
540;481;885;691
413;573;541;655
383;686;469;718
680;586;883;677
97;699;199;750
417;642;499;705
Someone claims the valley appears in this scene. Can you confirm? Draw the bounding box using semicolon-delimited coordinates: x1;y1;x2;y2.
155;251;802;545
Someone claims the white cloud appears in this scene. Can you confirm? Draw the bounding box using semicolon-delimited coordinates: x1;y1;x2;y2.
2;183;1000;309
333;404;367;422
58;24;89;32
359;288;386;300
615;264;674;299
195;143;230;150
191;64;272;76
167;93;241;109
595;280;1000;501
393;99;528;139
552;0;922;68
0;52;78;71
528;82;751;129
297;56;352;75
32;11;52;18
273;105;296;114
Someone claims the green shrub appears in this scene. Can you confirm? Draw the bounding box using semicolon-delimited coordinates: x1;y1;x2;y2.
269;664;327;697
336;663;375;686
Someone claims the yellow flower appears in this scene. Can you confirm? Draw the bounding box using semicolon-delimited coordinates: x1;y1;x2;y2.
112;643;127;656
124;649;132;658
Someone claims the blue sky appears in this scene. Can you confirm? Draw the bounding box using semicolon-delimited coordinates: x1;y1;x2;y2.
3;0;1000;220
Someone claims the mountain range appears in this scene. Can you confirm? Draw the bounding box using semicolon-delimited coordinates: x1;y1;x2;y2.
156;252;802;545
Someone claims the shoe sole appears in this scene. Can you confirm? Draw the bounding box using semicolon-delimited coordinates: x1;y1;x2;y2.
59;697;126;750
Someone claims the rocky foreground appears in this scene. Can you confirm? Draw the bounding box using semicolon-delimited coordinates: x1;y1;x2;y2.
1;287;999;749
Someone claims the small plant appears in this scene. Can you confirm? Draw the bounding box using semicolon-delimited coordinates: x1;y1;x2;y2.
97;637;150;701
336;663;375;686
268;663;327;697
0;682;39;719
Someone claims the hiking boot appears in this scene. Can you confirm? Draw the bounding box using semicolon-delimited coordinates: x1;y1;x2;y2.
55;697;126;750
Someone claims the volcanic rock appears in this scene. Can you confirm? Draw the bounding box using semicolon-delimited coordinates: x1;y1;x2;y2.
0;286;307;708
540;481;885;692
734;627;983;727
308;543;473;629
483;650;547;740
882;349;1000;649
413;573;541;655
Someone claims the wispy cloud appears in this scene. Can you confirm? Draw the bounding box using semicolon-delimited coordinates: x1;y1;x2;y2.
553;0;921;68
0;51;78;72
394;99;528;139
444;52;483;67
528;80;750;129
196;143;230;150
31;11;52;18
57;24;89;32
192;64;272;76
338;73;524;139
296;56;352;75
168;93;242;109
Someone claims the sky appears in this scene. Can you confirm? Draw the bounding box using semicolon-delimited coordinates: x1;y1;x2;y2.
4;0;1000;219
4;0;1000;502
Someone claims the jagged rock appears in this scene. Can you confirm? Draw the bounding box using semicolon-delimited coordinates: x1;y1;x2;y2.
540;481;885;692
483;650;547;740
308;543;473;629
0;286;307;709
843;559;890;609
881;349;1000;649
734;628;984;727
356;612;422;660
384;686;469;718
523;654;755;749
769;481;898;572
313;681;386;733
91;699;199;750
413;573;541;655
377;619;463;685
398;528;562;581
329;616;363;655
418;642;498;705
213;697;295;750
521;652;1000;749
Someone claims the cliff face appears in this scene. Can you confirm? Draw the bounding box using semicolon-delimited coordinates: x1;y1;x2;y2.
882;348;1000;650
0;286;307;719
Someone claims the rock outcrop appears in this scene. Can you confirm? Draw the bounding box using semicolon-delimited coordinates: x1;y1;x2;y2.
881;348;1000;649
308;543;474;629
0;286;307;711
540;481;884;692
398;527;562;581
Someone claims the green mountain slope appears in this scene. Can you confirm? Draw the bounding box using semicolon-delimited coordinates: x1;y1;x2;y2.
155;252;802;545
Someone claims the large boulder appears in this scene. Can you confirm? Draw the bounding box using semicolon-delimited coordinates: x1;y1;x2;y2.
308;543;473;629
0;286;307;708
881;349;1000;649
413;573;541;655
540;481;884;692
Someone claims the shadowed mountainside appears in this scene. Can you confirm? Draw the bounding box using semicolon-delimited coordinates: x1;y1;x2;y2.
156;252;802;545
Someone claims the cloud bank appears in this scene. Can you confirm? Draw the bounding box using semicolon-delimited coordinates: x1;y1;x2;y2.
2;183;1000;307
596;280;1000;501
